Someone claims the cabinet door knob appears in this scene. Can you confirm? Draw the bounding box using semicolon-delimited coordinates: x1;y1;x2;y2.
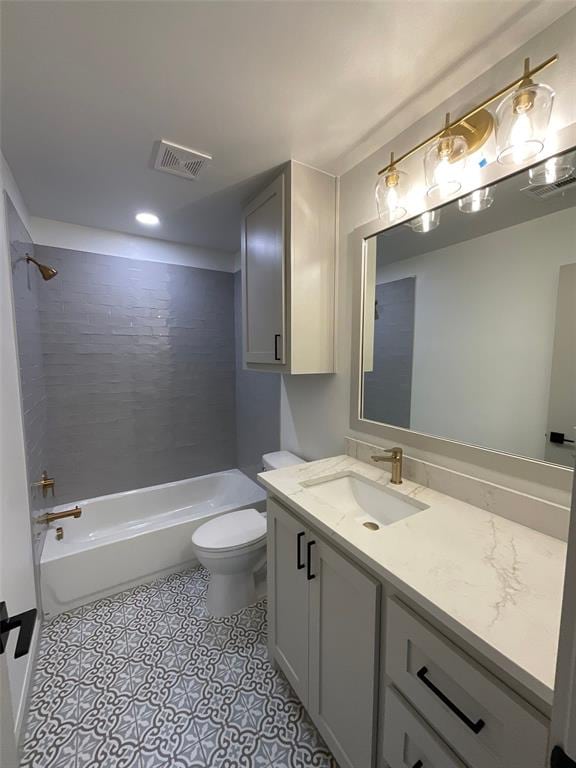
306;540;316;580
296;531;305;570
552;746;576;768
274;334;281;361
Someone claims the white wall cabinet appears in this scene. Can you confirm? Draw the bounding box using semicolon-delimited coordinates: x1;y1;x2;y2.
241;161;336;374
267;498;379;768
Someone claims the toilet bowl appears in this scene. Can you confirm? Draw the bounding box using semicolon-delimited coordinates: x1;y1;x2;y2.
192;452;305;616
192;508;267;617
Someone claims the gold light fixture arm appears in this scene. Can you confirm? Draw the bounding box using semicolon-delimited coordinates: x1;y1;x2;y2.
377;54;558;176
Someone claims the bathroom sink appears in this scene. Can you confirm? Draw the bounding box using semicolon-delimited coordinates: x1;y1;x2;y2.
302;472;428;527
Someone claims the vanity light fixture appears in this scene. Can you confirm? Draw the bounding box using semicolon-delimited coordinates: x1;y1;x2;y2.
458;186;494;213
408;209;441;233
425;113;468;202
375;153;407;223
135;211;160;226
528;155;574;186
375;54;557;217
495;58;555;166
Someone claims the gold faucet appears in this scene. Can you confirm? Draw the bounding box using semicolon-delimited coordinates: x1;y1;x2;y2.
371;447;403;485
37;506;82;525
31;470;55;498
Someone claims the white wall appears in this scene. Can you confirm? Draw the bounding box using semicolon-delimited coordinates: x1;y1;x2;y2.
375;208;574;461
30;217;236;272
0;154;39;741
280;9;576;499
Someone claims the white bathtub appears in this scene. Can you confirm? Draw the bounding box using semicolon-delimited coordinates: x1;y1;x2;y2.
40;469;266;617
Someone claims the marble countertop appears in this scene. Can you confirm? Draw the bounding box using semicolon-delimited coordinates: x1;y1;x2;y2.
258;455;567;709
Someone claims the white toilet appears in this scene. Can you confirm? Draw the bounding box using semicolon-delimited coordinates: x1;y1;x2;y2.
192;451;304;616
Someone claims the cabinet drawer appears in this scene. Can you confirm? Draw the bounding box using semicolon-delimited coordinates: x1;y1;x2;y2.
383;686;466;768
385;598;549;768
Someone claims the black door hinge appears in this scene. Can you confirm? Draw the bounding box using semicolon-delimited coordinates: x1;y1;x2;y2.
552;746;576;768
0;601;37;659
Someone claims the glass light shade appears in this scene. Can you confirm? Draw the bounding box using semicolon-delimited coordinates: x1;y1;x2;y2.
425;134;468;202
495;82;554;165
528;155;574;185
375;168;408;222
408;209;441;233
458;186;494;213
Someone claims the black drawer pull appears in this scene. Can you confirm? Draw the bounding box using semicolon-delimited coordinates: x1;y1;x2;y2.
306;540;316;580
274;334;281;361
296;531;305;570
417;666;485;735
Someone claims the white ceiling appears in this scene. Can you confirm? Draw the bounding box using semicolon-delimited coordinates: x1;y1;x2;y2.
1;0;572;253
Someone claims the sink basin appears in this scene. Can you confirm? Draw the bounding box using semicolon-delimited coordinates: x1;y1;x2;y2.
302;471;428;527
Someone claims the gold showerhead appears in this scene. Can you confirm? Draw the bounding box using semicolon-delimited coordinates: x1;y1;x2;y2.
26;255;58;281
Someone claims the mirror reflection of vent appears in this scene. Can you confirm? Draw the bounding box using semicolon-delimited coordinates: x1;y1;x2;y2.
520;172;576;200
153;140;211;180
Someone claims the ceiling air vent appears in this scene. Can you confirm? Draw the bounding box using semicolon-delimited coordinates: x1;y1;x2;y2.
153;139;211;180
520;171;576;200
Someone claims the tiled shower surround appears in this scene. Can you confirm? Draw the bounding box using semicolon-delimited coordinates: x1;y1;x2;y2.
21;567;336;768
11;243;280;504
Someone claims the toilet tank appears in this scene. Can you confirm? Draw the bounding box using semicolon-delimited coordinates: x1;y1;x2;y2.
262;451;305;471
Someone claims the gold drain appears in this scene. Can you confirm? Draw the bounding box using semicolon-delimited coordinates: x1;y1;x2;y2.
363;521;380;531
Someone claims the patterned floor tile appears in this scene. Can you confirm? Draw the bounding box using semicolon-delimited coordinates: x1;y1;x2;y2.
21;566;337;768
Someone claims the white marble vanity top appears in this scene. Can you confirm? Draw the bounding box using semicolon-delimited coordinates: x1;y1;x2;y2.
259;455;567;708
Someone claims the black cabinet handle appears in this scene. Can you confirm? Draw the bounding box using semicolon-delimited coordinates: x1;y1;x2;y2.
274;334;281;361
296;531;305;570
413;762;423;768
306;540;316;580
417;666;485;735
552;746;576;768
0;601;37;659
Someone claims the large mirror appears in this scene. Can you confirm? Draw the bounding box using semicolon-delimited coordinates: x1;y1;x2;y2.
361;148;576;469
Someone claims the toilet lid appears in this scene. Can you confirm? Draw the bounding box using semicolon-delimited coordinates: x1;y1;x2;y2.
192;508;266;551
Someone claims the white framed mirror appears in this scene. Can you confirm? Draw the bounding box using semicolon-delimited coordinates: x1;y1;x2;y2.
350;131;576;494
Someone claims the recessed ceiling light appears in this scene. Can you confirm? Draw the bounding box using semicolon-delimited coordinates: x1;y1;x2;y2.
135;211;160;226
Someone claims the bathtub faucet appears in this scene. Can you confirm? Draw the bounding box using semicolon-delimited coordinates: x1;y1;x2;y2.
37;505;82;525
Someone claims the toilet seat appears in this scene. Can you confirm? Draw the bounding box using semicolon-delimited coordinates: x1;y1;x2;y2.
192;508;266;553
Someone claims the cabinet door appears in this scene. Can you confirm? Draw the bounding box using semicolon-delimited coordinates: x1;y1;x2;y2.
241;173;285;365
308;537;380;768
267;499;310;704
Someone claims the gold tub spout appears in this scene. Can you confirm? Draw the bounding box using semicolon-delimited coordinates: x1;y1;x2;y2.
37;506;82;525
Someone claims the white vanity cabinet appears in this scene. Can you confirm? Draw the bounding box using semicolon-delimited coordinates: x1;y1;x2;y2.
241;160;336;374
267;498;380;768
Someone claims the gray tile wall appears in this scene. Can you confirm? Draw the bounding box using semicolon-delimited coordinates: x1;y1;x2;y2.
363;277;415;428
6;193;49;571
234;272;281;480
36;245;237;503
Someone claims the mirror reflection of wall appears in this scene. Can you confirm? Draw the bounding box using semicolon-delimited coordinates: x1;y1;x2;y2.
361;149;576;468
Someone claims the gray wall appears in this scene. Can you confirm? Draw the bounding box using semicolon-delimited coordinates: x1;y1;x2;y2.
36;245;237;503
6;194;49;570
363;277;415;428
234;271;281;480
